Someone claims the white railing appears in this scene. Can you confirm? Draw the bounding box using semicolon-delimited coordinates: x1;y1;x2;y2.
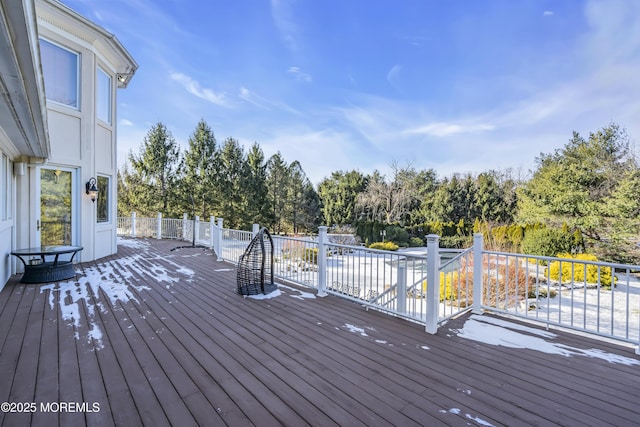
326;243;430;322
163;218;183;240
116;214;640;353
272;235;319;287
220;228;254;263
438;247;475;321
480;250;640;348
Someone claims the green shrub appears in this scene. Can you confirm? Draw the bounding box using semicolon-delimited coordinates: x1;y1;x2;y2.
409;237;424;247
548;253;615;287
303;248;318;264
368;241;399;251
521;227;574;257
439;235;470;248
384;225;409;246
302;247;331;264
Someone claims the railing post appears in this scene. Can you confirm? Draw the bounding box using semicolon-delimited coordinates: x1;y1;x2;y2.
195;215;200;244
317;226;328;297
209;216;215;250
397;258;407;314
473;233;484;314
216;218;224;261
252;223;260;237
425;234;440;334
156;212;162;239
182;213;188;241
131;212;136;238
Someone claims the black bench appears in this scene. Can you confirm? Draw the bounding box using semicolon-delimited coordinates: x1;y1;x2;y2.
11;245;83;284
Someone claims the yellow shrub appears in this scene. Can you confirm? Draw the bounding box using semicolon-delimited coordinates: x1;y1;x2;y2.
422;271;459;301
368;241;399;251
548;253;615;287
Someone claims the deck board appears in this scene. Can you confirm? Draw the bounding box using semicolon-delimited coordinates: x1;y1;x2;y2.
0;237;639;427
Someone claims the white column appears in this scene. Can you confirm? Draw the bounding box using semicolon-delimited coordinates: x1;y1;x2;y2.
209;216;215;249
216;218;224;261
473;233;484;314
131;212;137;238
182;213;188;241
156;212;162;239
397;258;407;314
425;234;440;334
195;215;200;244
252;223;260;236
317;226;328;297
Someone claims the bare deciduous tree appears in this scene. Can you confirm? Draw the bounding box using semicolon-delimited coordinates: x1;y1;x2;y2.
357;162;417;224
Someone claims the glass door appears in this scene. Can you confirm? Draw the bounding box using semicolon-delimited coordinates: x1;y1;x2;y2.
38;167;75;246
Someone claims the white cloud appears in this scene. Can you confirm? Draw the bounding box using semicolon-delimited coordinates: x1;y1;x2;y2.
170;72;230;107
120;119;134;126
271;0;299;51
238;87;301;115
543;11;554;16
245;126;373;184
386;64;402;88
405;122;495;137
287;66;312;82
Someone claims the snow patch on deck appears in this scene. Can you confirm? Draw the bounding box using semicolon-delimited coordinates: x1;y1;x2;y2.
458;314;640;366
40;242;195;349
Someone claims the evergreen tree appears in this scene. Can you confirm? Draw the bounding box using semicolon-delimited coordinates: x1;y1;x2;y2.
409;168;438;226
182;119;218;218
287;161;307;233
517;123;640;260
286;161;320;233
117;163;146;215
216;138;246;229
266;152;289;233
244;142;272;229
128;122;181;215
301;181;322;232
317;170;367;226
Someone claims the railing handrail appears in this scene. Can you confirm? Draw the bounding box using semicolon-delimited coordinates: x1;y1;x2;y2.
439;246;472;270
484;249;640;271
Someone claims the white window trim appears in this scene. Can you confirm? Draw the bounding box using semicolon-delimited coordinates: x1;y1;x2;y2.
96;174;111;224
40;37;81;111
96;66;112;125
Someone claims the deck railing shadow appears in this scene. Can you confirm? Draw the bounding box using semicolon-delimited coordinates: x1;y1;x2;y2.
117;213;640;354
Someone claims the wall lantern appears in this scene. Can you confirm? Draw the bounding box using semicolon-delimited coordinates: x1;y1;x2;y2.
85;177;99;202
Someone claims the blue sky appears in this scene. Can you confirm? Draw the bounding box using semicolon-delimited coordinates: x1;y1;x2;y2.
63;0;640;184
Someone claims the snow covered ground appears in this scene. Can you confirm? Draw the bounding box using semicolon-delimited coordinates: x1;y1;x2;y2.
521;274;640;343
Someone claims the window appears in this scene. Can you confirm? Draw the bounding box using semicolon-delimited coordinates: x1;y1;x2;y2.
97;176;109;223
40;39;79;108
97;67;112;123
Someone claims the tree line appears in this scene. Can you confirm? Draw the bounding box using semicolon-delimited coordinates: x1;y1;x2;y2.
118;122;640;263
118;120;320;232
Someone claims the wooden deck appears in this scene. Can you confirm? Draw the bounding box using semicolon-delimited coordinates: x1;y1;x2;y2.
1;237;639;427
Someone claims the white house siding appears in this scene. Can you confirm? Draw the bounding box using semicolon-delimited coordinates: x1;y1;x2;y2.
26;0;136;264
0;224;12;287
0;153;14;287
0;0;135;289
95;122;116;259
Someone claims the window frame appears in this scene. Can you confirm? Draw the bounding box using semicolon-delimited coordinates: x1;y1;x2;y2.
96;66;112;124
96;175;110;224
39;38;80;110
